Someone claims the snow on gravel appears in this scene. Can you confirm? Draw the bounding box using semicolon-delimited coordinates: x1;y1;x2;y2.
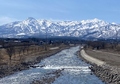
0;46;104;84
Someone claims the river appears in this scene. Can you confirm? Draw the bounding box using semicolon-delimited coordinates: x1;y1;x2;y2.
0;46;104;84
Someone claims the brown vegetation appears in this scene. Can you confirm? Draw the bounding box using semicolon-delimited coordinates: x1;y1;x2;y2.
81;40;120;84
85;40;120;53
0;38;72;78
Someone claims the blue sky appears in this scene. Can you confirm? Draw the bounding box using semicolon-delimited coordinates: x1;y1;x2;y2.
0;0;120;25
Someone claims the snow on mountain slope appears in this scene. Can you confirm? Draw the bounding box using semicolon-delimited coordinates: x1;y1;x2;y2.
0;17;120;39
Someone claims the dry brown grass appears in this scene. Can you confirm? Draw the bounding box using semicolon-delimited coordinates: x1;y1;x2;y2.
85;49;120;67
0;44;69;68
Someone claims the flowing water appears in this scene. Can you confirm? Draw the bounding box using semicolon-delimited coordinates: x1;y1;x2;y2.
0;46;104;84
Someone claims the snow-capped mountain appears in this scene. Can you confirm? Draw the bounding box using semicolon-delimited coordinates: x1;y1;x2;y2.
0;17;120;39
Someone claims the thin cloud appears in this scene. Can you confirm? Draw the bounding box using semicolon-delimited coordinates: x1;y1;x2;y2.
0;17;18;25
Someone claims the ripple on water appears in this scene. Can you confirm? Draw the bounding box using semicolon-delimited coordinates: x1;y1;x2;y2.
0;46;104;84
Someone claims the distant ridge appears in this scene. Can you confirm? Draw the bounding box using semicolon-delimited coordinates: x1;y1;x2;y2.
0;17;120;39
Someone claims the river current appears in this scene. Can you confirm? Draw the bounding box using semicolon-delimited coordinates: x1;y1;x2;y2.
0;46;104;84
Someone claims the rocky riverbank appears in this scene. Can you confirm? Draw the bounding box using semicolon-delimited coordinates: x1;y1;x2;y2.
31;69;63;84
79;49;120;84
90;64;120;84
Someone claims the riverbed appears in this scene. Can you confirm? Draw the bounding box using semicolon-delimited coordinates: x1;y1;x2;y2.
0;46;104;84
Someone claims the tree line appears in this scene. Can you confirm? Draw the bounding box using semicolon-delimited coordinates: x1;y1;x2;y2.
84;40;120;51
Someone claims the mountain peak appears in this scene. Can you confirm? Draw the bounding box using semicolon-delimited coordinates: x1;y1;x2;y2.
21;17;38;25
0;17;118;39
27;17;36;20
92;18;101;21
81;18;106;25
26;17;37;22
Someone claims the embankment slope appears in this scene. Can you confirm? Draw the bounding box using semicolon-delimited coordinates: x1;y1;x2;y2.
80;49;120;84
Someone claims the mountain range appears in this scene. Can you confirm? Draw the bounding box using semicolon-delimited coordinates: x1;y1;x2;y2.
0;17;120;39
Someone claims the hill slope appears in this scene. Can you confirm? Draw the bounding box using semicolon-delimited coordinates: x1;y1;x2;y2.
0;17;120;39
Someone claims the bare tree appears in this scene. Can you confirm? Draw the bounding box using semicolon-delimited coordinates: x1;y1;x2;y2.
114;27;119;48
6;45;15;70
0;50;3;60
18;46;23;61
18;47;23;56
22;45;27;54
6;47;15;61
